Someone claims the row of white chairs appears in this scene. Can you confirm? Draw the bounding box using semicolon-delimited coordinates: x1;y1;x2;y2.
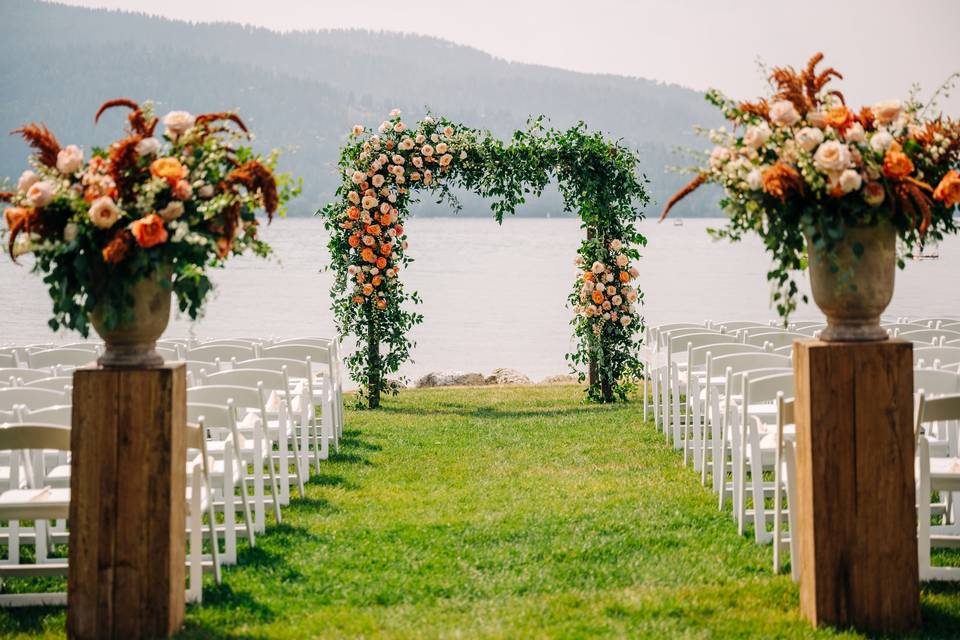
0;336;346;606
642;318;960;582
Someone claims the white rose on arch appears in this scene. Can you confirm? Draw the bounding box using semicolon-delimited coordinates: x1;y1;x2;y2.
813;140;852;174
838;169;862;194
162;110;195;138
742;123;771;149
56;145;84;175
769;100;801;127
794;127;824;152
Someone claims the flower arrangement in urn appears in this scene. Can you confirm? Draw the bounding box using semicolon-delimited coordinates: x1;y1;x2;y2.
662;53;960;340
1;99;297;366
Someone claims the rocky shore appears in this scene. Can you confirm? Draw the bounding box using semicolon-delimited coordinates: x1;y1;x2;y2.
414;368;578;388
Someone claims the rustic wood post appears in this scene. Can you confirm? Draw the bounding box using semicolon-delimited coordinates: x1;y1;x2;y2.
599;340;613;403
367;310;381;409
792;339;920;634
67;363;187;640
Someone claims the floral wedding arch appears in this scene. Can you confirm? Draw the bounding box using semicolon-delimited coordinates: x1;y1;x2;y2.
319;111;649;408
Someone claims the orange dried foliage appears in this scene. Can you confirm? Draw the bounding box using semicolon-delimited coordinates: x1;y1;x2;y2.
769;52;844;114
10;124;62;168
658;174;706;221
226;160;279;218
95;98;157;137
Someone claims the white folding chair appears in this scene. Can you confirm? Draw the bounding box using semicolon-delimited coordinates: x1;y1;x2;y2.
199;369;305;503
743;331;808;351
709;352;791;507
187;398;274;542
259;345;336;467
184;402;253;566
681;343;767;482
183;419;223;603
792;324;826;337
915;347;960;368
738;371;795;543
0;424;71;607
915;393;960;582
0;388;69;413
900;329;960;345
0;369;56;386
26;349;96;370
670;335;749;466
269;337;345;440
773;395;800;580
20;377;73;393
662;331;738;450
709;320;772;333
186;344;257;369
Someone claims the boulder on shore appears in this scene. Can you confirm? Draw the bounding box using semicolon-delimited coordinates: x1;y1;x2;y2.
485;368;532;386
415;371;486;388
540;374;578;385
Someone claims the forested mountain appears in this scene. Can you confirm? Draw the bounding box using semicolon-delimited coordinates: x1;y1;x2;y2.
0;0;721;216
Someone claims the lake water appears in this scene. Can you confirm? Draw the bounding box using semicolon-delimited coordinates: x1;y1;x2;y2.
2;217;958;384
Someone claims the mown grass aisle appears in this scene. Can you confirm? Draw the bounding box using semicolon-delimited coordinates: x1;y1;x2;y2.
3;385;959;638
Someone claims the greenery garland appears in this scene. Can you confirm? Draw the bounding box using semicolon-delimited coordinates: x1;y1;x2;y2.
319;112;648;408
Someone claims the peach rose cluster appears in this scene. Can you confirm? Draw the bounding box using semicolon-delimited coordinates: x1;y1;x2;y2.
340;112;464;311
573;240;639;334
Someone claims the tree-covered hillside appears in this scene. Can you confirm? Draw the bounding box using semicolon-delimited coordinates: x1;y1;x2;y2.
0;0;721;216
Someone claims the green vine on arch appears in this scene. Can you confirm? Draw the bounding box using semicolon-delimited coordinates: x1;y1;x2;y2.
318;111;649;408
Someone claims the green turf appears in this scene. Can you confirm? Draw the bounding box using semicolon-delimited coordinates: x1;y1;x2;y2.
2;384;959;638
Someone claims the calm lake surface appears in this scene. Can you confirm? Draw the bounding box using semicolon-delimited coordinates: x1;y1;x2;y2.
2;217;958;383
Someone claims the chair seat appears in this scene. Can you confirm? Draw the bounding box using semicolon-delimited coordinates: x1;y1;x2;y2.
929;458;960;491
207;436;270;460
0;487;70;519
206;457;243;482
45;464;71;488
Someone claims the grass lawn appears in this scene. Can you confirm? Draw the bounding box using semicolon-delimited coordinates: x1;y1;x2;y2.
2;384;959;638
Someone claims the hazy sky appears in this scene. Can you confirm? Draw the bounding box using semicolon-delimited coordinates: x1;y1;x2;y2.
53;0;960;112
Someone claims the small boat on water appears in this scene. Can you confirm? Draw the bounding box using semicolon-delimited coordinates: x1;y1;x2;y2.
672;218;684;227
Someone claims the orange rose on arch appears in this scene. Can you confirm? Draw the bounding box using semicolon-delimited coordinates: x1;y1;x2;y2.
360;248;376;263
379;243;392;256
882;148;914;179
371;275;383;287
352;295;364;304
376;256;388;270
933;170;960;207
348;234;360;248
346;206;360;220
583;272;595;282
591;291;604;305
366;224;381;235
362;283;373;296
129;213;168;249
619;271;630;283
150;157;188;186
102;229;135;265
375;298;387;310
824;105;854;132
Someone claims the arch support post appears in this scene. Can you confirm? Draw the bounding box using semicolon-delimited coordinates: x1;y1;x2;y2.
366;309;381;410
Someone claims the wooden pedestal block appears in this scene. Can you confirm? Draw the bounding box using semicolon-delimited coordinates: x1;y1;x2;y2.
67;364;186;640
793;340;920;633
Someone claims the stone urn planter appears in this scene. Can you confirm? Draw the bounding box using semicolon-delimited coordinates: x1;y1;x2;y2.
90;270;172;368
806;222;896;342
